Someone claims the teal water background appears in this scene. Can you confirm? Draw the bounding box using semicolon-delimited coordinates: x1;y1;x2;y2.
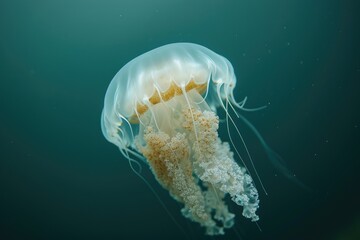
0;1;359;239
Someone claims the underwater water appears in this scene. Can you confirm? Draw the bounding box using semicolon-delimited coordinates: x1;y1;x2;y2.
0;0;359;239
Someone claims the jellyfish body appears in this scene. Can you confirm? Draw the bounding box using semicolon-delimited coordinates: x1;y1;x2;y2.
101;43;259;235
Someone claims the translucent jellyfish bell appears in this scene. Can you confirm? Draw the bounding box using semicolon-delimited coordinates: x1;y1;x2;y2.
101;43;260;235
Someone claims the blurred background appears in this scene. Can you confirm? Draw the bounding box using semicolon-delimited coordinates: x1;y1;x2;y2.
0;0;359;239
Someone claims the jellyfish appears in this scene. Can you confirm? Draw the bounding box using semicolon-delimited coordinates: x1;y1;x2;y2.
101;43;261;235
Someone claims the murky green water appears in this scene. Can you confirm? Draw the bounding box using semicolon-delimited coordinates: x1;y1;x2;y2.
0;1;359;239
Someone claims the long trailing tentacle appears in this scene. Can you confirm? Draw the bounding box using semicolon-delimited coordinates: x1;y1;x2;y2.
218;82;267;195
225;99;268;195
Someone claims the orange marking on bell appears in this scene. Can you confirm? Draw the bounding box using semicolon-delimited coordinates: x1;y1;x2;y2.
130;80;207;123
